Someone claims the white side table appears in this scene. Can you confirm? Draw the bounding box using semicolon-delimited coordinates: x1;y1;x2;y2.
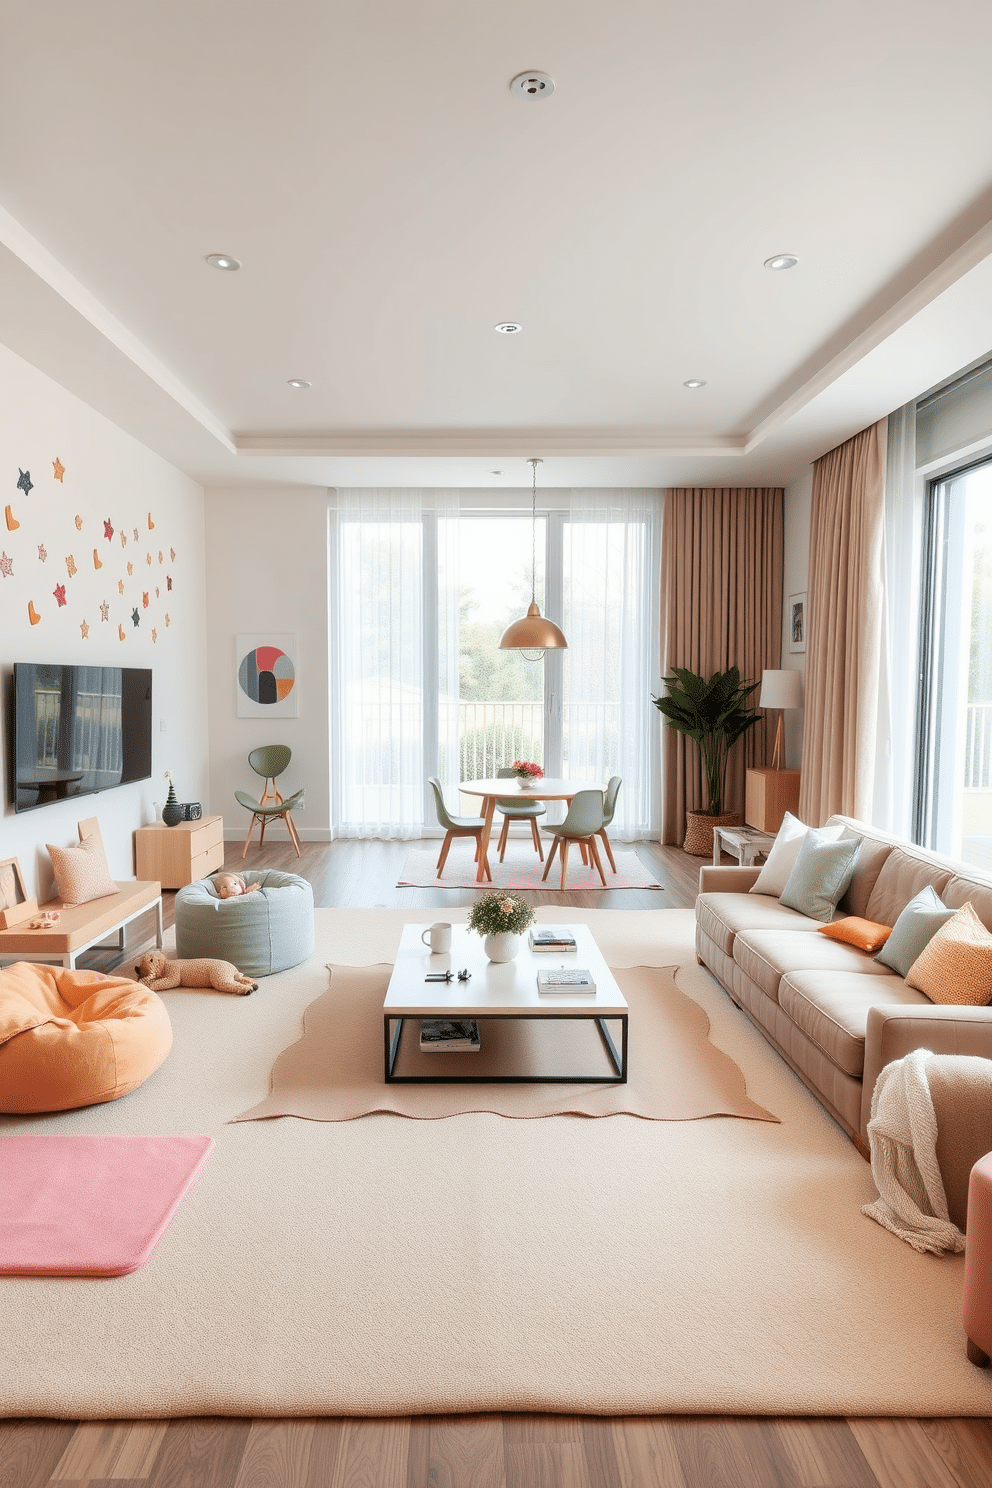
712;826;776;867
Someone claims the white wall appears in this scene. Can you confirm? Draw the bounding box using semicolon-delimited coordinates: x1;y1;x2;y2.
0;341;209;898
203;487;330;843
781;467;811;769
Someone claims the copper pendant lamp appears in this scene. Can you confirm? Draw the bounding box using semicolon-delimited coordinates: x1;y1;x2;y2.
498;458;568;659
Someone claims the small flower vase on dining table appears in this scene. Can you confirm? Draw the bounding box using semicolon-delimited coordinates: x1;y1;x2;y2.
516;776;537;790
484;931;521;963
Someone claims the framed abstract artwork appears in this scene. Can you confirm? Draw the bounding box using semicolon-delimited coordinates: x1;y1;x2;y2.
236;634;298;718
788;592;807;654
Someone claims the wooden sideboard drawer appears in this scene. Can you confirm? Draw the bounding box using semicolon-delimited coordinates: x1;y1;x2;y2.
134;815;225;890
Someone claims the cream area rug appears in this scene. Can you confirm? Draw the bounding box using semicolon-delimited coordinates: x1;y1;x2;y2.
234;964;777;1124
2;907;991;1419
397;841;662;890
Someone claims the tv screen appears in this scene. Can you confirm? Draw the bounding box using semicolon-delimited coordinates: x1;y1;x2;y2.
12;664;152;812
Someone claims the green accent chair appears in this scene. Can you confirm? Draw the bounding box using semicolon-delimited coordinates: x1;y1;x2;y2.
495;764;546;861
235;745;305;860
542;788;607;890
428;777;492;881
597;775;622;873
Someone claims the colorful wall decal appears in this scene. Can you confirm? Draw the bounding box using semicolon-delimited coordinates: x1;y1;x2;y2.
170;547;176;561
165;613;171;626
236;634;298;718
118;623;126;641
148;512;155;528
133;527;139;542
166;575;172;590
158;550;163;563
53;458;65;482
142;591;149;608
28;601;40;625
131;607;139;627
37;544;46;562
100;600;110;621
65;554;76;576
145;551;151;565
151;628;157;643
127;561;133;576
53;583;66;607
93;548;102;569
80;620;89;639
17;469;32;495
103;519;114;540
0;552;12;577
74;514;82;529
117;579;124;594
120;530;127;547
5;505;19;530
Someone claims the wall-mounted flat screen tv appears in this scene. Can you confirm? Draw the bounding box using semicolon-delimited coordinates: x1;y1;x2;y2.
11;663;152;812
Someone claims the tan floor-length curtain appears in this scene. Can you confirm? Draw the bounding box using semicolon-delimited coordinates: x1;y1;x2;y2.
660;488;784;844
798;420;887;827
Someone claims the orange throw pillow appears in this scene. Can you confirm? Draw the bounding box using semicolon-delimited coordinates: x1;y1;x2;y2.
905;902;992;1006
818;917;892;954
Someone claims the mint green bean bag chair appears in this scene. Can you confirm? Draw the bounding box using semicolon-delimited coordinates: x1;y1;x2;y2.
174;870;313;979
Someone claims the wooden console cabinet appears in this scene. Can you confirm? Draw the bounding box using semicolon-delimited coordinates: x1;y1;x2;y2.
134;815;225;889
745;769;801;833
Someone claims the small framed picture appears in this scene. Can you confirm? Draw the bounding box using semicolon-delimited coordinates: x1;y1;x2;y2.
788;592;807;654
0;857;38;930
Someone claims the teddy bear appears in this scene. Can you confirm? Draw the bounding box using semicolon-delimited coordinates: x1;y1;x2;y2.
134;948;257;996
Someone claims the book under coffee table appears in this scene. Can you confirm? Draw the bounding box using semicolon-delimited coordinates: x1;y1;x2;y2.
383;923;628;1084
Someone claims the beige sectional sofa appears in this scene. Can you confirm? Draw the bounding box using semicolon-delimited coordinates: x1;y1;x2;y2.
695;814;992;1149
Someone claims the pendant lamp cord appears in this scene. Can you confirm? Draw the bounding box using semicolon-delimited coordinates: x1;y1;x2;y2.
530;458;537;605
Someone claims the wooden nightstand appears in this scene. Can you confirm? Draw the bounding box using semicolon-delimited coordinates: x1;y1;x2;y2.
745;769;800;833
134;816;225;890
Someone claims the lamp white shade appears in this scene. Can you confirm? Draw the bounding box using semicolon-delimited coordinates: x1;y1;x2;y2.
759;669;803;710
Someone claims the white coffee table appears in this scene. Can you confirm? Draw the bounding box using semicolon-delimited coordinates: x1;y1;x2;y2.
383;923;628;1084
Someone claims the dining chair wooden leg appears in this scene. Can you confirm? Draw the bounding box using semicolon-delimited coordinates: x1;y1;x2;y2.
579;842;589;865
530;817;545;860
479;839;493;881
498;816;511;861
436;831;455;877
560;838;572;891
587;834;607;886
284;811;303;857
542;836;560;881
258;816;268;848
240;814;258;860
598;827;617;873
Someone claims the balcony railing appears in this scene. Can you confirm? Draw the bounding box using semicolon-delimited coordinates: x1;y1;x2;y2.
965;703;992;789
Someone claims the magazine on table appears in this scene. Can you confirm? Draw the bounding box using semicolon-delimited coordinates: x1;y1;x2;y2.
536;969;596;994
528;928;577;951
419;1019;481;1052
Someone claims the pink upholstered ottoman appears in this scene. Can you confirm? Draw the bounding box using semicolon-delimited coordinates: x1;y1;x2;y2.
964;1152;992;1366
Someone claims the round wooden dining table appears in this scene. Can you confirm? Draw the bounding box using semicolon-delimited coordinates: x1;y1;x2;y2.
458;777;606;884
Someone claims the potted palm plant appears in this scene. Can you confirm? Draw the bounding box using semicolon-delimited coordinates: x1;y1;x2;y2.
652;666;761;855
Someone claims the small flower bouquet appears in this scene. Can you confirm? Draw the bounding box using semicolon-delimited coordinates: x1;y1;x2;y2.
466;892;535;938
511;759;544;788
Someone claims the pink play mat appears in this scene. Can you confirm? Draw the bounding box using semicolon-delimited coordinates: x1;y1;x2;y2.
0;1134;214;1276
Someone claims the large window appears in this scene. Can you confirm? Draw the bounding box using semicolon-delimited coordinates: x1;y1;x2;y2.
917;457;992;865
331;491;660;840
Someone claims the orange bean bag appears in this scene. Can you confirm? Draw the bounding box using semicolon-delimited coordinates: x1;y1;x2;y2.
0;962;172;1113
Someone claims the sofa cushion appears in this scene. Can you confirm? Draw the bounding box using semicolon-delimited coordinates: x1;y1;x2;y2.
940;873;992;934
779;971;927;1078
864;847;953;927
905;902;992;1006
876;884;957;978
733;928;899;1004
695;892;819;958
780;832;861;922
818;916;892;954
749;813;843;897
835;831;892;919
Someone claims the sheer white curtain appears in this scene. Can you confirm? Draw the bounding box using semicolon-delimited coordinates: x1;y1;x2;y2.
564;491;661;838
331;490;457;838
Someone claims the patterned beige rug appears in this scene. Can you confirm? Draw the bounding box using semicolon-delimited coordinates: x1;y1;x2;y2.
233;963;777;1123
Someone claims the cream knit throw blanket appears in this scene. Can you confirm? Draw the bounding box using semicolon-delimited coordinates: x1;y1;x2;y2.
862;1048;966;1255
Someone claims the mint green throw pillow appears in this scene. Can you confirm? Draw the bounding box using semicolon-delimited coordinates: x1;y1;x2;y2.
779;830;862;922
875;884;956;977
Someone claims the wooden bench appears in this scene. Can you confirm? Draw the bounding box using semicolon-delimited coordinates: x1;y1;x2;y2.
0;818;162;971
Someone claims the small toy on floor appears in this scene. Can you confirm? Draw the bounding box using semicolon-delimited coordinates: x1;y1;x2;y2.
134;948;257;996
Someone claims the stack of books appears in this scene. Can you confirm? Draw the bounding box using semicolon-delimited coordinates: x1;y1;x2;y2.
528;928;577;952
419;1019;481;1053
536;969;596;994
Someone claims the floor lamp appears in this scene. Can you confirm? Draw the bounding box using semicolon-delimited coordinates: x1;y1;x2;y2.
759;669;803;770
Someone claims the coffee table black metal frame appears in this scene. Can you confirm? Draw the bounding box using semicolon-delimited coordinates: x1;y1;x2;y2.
383;1010;628;1084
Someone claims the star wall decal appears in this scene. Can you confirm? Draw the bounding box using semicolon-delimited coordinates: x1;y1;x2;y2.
142;591;149;608
120;530;127;547
103;519;114;541
170;547;176;561
80;619;89;639
166;575;172;591
118;579;125;595
127;561;133;576
131;607;140;628
53;583;66;608
100;600;110;622
158;550;163;564
165;613;170;627
65;555;77;577
151;628;157;643
155;586;160;598
17;469;32;496
145;551;152;566
74;514;83;530
0;551;12;578
37;543;47;562
53;458;65;482
133;527;139;542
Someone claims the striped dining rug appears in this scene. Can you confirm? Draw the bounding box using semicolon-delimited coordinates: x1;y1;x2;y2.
397;841;663;890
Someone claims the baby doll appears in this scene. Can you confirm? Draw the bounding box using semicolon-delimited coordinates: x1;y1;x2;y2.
213;872;261;899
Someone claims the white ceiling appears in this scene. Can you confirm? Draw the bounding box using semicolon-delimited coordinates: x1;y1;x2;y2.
2;0;992;490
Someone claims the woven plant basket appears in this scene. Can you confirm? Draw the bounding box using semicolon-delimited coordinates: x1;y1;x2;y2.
683;809;742;857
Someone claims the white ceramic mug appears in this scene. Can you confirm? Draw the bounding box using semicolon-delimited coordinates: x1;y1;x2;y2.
422;922;452;953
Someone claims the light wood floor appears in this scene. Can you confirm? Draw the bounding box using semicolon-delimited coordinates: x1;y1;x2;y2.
4;836;990;1488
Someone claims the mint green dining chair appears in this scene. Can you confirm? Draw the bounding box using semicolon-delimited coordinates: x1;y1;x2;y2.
235;745;305;859
541;788;606;890
428;777;492;880
597;775;622;873
495;764;546;861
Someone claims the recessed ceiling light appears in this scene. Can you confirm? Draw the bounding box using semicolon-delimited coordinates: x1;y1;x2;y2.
495;322;522;335
683;379;707;389
287;379;311;389
764;254;798;271
510;71;556;99
205;253;241;271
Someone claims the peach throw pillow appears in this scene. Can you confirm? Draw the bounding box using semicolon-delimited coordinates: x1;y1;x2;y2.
818;917;892;954
46;835;118;907
905;902;992;1006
